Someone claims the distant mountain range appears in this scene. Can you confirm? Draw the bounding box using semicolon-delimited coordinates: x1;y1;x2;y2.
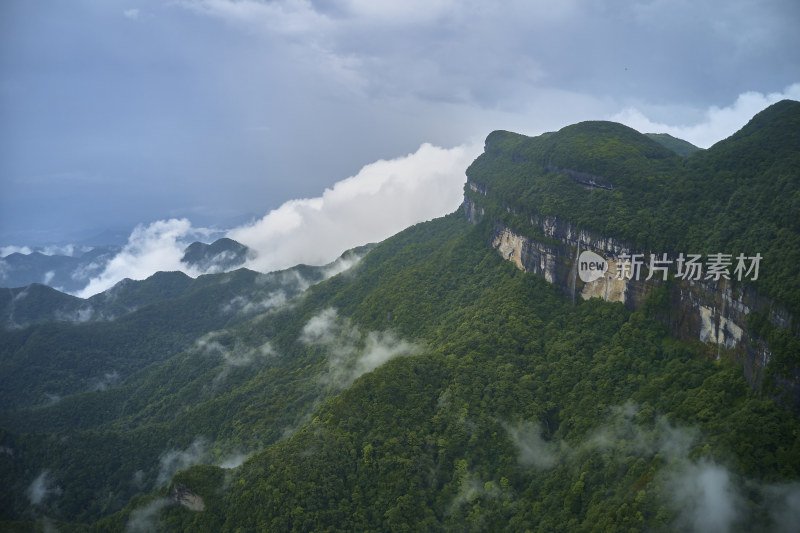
1;101;798;532
0;238;253;294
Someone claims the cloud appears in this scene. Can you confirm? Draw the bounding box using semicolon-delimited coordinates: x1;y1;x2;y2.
123;9;140;19
177;0;329;36
75;218;209;297
611;84;800;148
89;370;121;392
222;290;287;316
26;470;61;506
551;404;799;532
664;460;743;533
1;245;33;257
356;331;421;377
448;472;502;516
299;307;423;389
193;330;276;386
69;141;473;298
218;452;249;469
299;307;344;345
125;497;171;533
156;437;209;487
764;482;800;533
503;420;560;470
229;142;480;273
583;403;698;461
194;330;276;368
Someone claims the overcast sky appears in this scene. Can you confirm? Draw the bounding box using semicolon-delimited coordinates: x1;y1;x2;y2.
1;1;799;273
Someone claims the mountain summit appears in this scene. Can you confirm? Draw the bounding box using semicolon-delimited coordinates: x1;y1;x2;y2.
1;102;799;532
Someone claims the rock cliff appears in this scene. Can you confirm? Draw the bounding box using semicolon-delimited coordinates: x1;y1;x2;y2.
463;184;794;401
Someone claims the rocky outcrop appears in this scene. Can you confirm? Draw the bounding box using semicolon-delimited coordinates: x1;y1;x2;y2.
171;484;205;511
545;164;614;190
465;182;793;393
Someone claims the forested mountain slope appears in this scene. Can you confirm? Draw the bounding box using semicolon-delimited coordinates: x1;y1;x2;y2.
464;100;800;408
1;102;799;532
96;213;800;532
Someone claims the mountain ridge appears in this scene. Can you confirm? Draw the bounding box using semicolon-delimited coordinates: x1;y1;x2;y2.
463;100;800;407
1;102;799;531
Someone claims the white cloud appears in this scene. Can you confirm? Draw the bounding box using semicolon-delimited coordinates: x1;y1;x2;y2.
75;218;208;297
89;370;121;392
218;452;249;469
765;483;800;533
340;0;460;23
123;9;140;19
177;0;329;35
156;437;208;487
504;420;560;470
41;244;86;256
222;290;287;315
611;84;800;148
125;497;171;532
0;245;33;257
70;141;475;298
299;307;423;389
665;460;743;533
26;470;61;506
194;330;275;368
66;87;799;300
229;142;480;273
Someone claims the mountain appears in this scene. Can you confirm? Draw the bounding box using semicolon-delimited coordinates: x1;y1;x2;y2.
645;133;702;156
0;237;253;295
0;246;120;294
463;100;800;405
180;238;252;273
1;102;799;531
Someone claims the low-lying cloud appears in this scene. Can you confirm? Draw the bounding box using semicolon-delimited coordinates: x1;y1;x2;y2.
76;219;210;297
612;83;800;148
503;420;560;470
89;370;121;392
665;460;742;533
125;497;171;533
156;437;209;487
504;403;799;532
34;89;800;300
69;142;477;298
299;307;424;389
193;330;277;386
26;470;61;506
222;290;287;316
228;142;479;273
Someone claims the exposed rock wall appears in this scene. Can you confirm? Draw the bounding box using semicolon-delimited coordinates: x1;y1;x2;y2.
171;484;205;512
464;181;793;394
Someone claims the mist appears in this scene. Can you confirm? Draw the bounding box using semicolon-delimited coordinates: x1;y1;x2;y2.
64;142;476;298
125;497;171;533
665;460;742;533
156;437;209;487
503;403;797;531
299;307;424;390
503;420;560;470
26;470;61;506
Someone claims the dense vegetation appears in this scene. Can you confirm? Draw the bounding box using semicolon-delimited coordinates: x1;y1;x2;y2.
645;133;702;157
95;214;799;532
1;102;798;531
466;100;800;320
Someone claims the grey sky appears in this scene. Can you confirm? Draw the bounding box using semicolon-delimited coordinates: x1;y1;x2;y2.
1;0;799;247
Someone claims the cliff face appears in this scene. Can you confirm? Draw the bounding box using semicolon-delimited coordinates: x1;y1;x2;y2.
463;187;793;397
